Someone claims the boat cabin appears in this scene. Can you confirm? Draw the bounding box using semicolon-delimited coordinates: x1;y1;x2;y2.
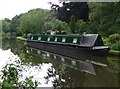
27;34;104;47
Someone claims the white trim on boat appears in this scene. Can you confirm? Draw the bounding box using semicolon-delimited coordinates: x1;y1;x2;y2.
92;46;109;50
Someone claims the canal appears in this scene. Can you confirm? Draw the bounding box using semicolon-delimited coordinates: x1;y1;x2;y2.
0;39;119;88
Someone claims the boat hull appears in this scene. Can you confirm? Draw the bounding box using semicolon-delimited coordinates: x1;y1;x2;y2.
26;40;109;60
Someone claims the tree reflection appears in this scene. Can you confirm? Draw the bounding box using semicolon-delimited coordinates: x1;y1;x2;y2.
2;39;46;66
107;57;119;87
2;39;17;50
44;62;65;88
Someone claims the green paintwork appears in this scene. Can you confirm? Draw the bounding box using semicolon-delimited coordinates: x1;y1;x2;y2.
28;34;82;45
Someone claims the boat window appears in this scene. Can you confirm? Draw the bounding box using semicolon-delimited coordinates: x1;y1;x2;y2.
55;37;57;42
31;36;33;40
73;38;77;43
47;37;50;41
38;37;41;40
94;36;104;46
62;37;66;42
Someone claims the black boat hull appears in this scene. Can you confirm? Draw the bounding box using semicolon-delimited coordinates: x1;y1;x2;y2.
26;40;109;60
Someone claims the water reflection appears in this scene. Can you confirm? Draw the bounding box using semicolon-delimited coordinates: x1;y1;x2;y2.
0;39;119;87
27;47;108;75
0;49;55;87
26;46;118;87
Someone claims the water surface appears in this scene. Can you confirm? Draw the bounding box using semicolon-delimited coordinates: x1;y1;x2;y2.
0;39;119;88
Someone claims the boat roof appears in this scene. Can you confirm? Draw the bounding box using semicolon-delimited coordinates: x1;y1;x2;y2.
80;34;99;47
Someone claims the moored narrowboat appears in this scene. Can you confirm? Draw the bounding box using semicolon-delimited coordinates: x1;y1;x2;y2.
26;34;110;57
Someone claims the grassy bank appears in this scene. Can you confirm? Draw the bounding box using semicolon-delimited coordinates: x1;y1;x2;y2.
109;50;120;56
17;36;27;41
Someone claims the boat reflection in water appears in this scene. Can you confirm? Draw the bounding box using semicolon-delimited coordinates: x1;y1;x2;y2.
26;46;107;76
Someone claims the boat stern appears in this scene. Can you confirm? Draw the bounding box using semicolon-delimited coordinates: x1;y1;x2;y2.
92;46;110;56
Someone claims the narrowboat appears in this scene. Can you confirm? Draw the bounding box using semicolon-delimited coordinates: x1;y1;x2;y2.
26;34;110;58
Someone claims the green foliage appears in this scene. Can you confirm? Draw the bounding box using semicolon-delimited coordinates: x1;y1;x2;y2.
0;63;38;89
69;15;76;34
18;9;53;35
1;19;17;39
44;18;70;32
54;19;69;31
1;32;16;39
1;64;19;88
18;9;70;35
2;20;11;33
2;32;10;39
88;2;120;36
111;42;120;51
76;20;88;34
108;34;120;44
102;38;109;45
11;15;21;33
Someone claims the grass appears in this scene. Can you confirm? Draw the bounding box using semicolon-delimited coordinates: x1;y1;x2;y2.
110;50;120;53
109;50;120;56
16;36;27;41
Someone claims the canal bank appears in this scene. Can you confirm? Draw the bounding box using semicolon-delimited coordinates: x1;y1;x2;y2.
109;50;120;57
16;36;27;42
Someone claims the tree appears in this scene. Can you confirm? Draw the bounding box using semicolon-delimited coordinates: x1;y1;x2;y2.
2;19;11;33
88;2;120;36
69;15;76;34
76;20;88;34
18;9;52;36
44;17;70;33
51;2;89;23
10;15;22;35
18;8;70;36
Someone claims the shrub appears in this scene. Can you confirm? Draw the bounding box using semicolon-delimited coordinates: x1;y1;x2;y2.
102;38;109;45
108;34;120;44
69;15;76;34
111;42;120;51
0;63;38;88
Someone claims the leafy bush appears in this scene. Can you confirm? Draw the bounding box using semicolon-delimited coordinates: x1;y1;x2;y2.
76;19;88;34
0;63;38;89
111;42;120;51
108;34;120;44
102;38;109;45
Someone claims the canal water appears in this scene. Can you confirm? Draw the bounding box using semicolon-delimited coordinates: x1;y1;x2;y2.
0;39;119;88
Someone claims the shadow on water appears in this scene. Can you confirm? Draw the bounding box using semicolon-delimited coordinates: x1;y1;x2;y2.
0;39;119;88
